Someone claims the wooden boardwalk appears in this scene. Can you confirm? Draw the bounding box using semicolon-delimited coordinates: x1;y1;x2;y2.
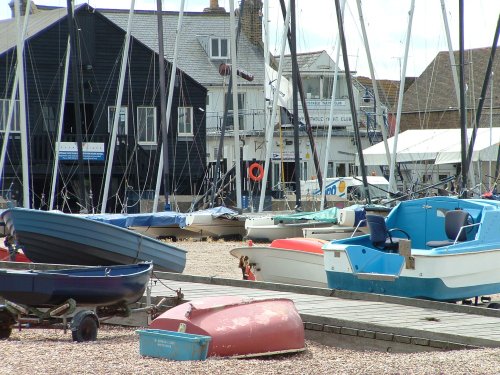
151;271;500;350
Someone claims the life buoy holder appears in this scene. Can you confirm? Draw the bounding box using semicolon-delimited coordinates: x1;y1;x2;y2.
248;163;264;182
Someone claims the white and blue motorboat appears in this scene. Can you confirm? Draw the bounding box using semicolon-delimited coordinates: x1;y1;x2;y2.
323;196;500;302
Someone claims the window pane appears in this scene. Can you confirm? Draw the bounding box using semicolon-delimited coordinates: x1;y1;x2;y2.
327;162;334;178
137;108;147;142
146;108;155;142
42;105;57;132
109;106;128;135
220;39;228;57
303;77;321;99
211;38;219;57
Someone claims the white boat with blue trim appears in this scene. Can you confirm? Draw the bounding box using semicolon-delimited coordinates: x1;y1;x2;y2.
323;196;500;302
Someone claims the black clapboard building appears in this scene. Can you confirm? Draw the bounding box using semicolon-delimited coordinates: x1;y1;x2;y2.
0;3;206;212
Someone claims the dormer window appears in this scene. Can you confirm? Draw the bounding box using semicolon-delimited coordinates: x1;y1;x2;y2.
210;37;229;59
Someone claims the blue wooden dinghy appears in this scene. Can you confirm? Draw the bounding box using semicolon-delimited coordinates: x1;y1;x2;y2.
323;196;500;302
0;262;152;307
1;208;186;273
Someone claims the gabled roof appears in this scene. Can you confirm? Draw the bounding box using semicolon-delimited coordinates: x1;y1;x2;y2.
0;5;206;93
275;50;339;73
0;5;79;55
100;9;264;87
402;47;500;113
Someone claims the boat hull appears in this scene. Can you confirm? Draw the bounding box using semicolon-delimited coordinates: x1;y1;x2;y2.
230;238;327;287
0;263;152;307
150;296;305;358
2;209;186;273
324;245;500;301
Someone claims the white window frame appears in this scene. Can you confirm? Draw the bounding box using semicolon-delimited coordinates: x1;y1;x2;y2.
210;37;229;59
108;106;128;136
137;106;157;145
178;106;194;136
0;99;20;133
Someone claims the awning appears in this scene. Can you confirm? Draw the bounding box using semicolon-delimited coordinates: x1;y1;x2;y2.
359;128;500;165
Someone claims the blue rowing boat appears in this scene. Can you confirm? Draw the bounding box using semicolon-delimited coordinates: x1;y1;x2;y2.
0;262;152;307
1;208;186;273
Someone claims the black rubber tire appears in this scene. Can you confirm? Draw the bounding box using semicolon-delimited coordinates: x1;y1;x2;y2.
487;302;500;309
0;327;11;340
0;310;14;340
72;315;98;342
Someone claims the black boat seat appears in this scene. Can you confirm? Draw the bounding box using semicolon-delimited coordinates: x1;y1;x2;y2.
366;214;410;253
426;209;469;248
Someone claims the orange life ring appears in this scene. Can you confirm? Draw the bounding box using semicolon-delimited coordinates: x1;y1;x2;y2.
248;163;264;182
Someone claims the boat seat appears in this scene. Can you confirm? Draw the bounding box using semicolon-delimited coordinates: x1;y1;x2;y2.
366;214;410;253
426;209;469;248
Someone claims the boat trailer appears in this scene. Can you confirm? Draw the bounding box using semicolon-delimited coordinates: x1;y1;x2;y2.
0;287;184;342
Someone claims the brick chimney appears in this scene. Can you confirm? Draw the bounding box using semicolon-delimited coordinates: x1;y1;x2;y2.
240;0;263;46
8;0;39;18
204;0;226;13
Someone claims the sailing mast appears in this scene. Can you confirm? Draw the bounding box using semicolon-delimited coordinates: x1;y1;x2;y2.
101;0;135;214
210;0;245;208
229;0;242;209
321;0;346;211
334;0;370;203
152;1;185;213
258;1;290;213
49;37;70;210
465;15;500;176
66;0;88;212
290;0;301;209
155;0;171;211
0;0;30;199
356;0;391;177
388;0;415;194
458;0;468;197
278;0;323;195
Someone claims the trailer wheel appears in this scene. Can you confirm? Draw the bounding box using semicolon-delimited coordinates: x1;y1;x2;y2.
0;310;14;340
72;315;98;342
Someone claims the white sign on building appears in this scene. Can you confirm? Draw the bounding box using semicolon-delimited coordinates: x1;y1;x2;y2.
58;142;105;161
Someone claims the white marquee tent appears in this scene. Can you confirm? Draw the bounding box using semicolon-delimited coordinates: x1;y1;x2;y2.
358;128;500;166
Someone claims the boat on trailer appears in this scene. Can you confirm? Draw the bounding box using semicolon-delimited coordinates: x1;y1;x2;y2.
0;262;152;307
323;196;500;302
1;208;186;273
230;237;328;287
149;295;305;358
0;263;153;342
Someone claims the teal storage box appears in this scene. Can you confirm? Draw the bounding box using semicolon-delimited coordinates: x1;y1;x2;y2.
137;329;211;361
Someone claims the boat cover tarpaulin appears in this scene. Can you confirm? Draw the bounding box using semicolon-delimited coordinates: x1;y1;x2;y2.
189;207;241;220
274;207;339;223
83;211;187;228
359;128;500;165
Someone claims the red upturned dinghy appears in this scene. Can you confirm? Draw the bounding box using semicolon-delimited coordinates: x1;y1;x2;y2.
150;295;305;358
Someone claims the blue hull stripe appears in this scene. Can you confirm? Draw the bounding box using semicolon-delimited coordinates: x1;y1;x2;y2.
326;270;500;302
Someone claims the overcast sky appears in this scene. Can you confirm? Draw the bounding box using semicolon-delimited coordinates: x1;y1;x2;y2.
1;0;499;80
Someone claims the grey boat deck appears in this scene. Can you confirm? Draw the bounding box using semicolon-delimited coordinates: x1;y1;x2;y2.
151;272;500;349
